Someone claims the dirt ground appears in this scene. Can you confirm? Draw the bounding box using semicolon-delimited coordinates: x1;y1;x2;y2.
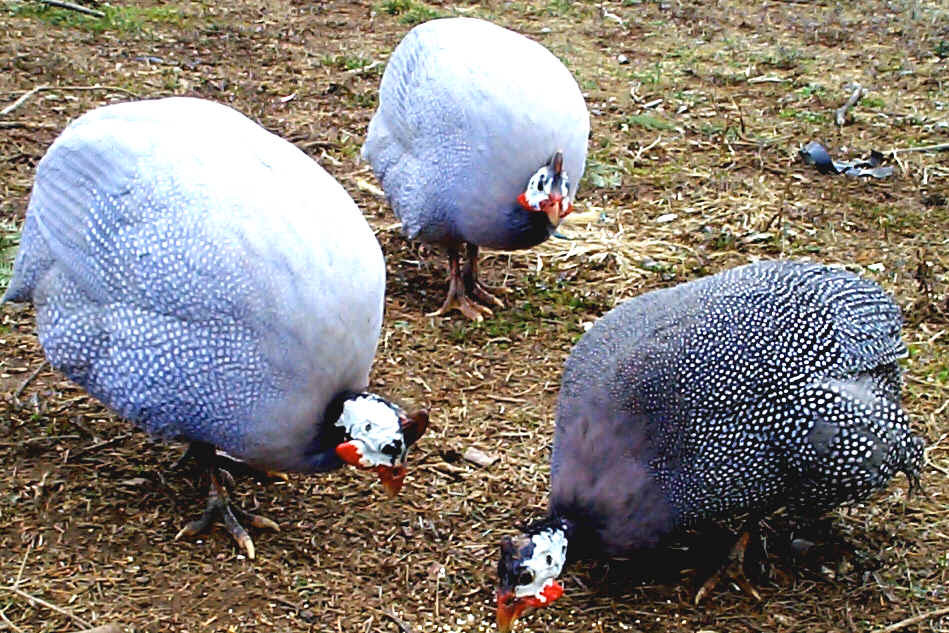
0;0;947;631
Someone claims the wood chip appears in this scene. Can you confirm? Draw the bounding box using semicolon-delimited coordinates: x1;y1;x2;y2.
462;447;499;468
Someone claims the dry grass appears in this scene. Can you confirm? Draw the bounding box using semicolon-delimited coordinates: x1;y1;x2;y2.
0;0;947;632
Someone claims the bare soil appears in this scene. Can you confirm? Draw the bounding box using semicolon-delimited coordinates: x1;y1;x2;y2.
0;1;947;632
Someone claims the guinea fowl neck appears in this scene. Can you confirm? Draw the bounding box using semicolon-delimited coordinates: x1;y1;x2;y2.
493;203;556;251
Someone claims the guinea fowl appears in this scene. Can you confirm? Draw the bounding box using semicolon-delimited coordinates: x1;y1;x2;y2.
362;17;589;320
3;97;429;559
495;260;924;631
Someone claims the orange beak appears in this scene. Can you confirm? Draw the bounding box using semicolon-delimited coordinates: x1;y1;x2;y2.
542;193;564;227
375;464;407;497
496;591;527;633
496;581;565;632
336;441;408;497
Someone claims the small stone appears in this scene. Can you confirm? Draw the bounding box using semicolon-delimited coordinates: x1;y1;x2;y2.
617;54;629;64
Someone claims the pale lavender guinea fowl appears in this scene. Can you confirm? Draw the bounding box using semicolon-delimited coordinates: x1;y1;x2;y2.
495;261;924;631
362;17;590;319
3;97;428;558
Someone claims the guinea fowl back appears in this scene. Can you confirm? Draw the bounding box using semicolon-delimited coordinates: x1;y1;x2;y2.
551;261;922;553
4;97;386;471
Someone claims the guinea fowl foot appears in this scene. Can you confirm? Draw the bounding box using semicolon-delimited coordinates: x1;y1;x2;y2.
427;258;494;321
174;470;280;560
427;290;494;320
693;531;762;605
469;279;507;309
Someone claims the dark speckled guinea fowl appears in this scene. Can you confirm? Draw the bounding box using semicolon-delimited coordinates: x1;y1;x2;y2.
495;260;924;631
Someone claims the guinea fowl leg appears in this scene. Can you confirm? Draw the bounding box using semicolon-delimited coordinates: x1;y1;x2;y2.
173;443;280;559
693;528;763;605
463;243;508;309
426;245;494;320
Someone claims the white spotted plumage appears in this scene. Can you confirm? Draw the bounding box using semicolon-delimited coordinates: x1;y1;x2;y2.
3;97;387;474
549;260;925;555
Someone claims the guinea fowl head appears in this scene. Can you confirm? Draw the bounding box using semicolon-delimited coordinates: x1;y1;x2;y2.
334;393;429;496
495;517;571;632
517;150;574;228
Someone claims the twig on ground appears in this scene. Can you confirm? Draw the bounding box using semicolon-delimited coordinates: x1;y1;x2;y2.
38;0;104;17
888;142;949;154
13;361;48;400
0;85;50;117
0;609;25;633
72;625;123;633
379;610;417;633
631;135;663;165
1;84;141;117
66;433;132;462
1;586;92;629
0;120;60;129
14;542;32;589
835;83;864;126
870;606;949;633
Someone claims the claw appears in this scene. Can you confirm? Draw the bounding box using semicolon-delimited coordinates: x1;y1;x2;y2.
470;279;506;309
427;293;493;321
174;470;279;560
694;531;761;605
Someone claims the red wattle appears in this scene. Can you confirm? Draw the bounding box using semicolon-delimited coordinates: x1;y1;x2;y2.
524;580;564;607
335;441;364;467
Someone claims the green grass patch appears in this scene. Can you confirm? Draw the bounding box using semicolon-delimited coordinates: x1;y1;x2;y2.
5;1;187;33
631;61;666;85
778;107;828;124
583;159;624;189
795;84;827;98
0;220;21;291
625;113;676;131
320;54;382;75
859;95;887;109
377;0;444;25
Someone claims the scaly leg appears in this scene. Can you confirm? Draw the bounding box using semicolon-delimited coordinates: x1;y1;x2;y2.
173;443;280;559
692;524;764;605
426;245;494;320
462;243;508;308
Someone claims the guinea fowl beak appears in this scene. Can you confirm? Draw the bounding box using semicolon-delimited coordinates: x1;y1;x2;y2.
495;590;523;633
375;464;407;497
542;193;564;227
496;581;565;632
336;442;409;496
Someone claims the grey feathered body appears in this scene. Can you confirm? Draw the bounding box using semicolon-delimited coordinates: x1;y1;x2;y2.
551;260;924;556
4;97;386;473
361;17;589;250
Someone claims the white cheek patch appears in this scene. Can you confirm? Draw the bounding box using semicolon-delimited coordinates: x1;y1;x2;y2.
336;397;404;467
514;529;568;600
522;166;572;210
522;166;551;210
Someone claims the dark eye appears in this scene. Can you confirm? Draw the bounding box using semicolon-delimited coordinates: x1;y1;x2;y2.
537;175;546;191
546;554;552;565
517;569;534;586
364;423;372;432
